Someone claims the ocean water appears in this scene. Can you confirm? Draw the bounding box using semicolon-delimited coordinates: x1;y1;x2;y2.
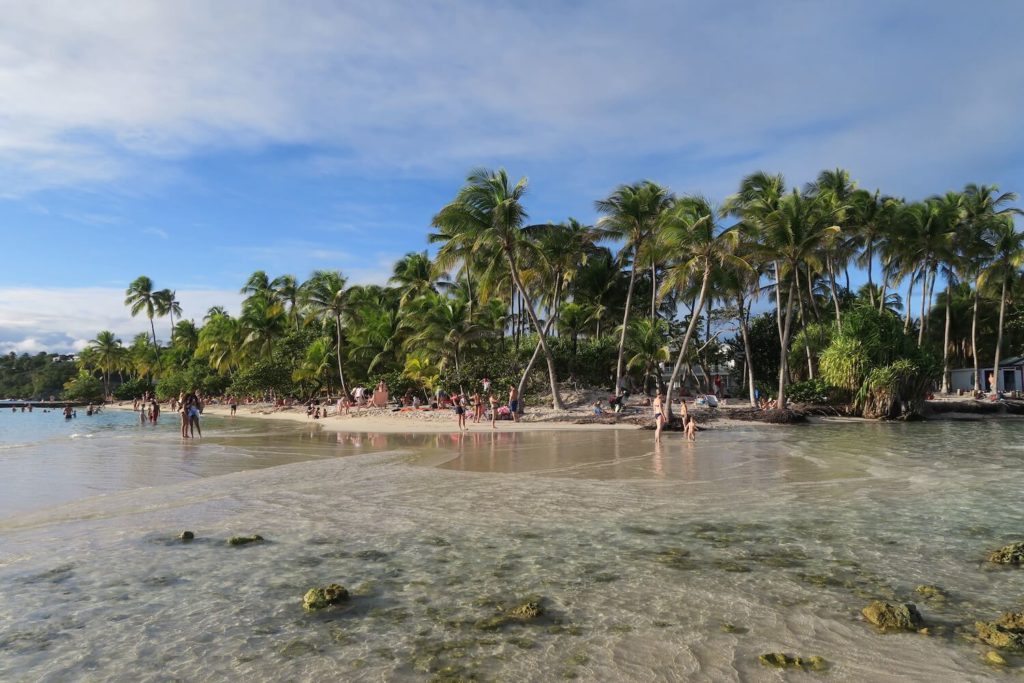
1;412;1023;681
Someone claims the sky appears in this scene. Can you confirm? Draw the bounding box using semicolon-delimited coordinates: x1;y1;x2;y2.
1;0;1023;353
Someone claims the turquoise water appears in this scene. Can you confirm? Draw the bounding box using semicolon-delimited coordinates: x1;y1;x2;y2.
1;416;1023;680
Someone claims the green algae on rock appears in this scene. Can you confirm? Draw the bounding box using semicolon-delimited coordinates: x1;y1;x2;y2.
861;601;924;632
473;596;546;631
302;584;350;610
984;650;1008;666
914;584;946;600
975;612;1024;649
758;653;826;670
227;535;264;546
987;541;1024;565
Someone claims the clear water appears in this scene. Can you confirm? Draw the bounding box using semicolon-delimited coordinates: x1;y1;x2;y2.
1;414;1022;681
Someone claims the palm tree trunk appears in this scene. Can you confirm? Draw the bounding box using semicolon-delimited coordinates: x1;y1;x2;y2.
517;280;561;397
615;256;640;395
778;276;797;408
738;296;756;406
334;316;349;397
665;266;712;416
794;267;814;379
972;276;981;392
918;268;929;346
993;277;1007;395
168;310;174;345
506;252;564;409
878;274;888;314
941;277;952;393
866;242;876;307
805;268;821;323
651;264;657;322
149;317;158;348
827;255;842;331
904;274;915;334
773;261;784;344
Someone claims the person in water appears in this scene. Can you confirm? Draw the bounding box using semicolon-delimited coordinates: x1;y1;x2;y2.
454;393;467;431
187;395;202;438
652;391;667;443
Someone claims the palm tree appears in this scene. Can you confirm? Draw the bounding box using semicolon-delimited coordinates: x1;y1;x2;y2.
241;270;276;301
272;275;301;330
433;168;566;408
240;295;287;362
196;313;244;374
172;319;199;355
154;289;182;344
558;302;592;360
759;191;840;407
292;337;335;397
595;181;674;395
204;306;228;322
401;293;489;374
301;270;350;397
929;191;965;393
87;330;125;400
980;217;1024;394
390;251;448;308
659;196;746;411
963;184;1019;391
624;318;670;393
124;276;160;347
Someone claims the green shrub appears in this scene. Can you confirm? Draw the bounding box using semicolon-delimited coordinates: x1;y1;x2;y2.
114;377;154;400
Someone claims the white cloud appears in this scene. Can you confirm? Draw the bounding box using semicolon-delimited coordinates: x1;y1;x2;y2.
0;287;243;353
0;2;1019;198
142;227;168;239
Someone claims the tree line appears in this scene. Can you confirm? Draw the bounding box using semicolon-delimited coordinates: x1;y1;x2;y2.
56;167;1022;416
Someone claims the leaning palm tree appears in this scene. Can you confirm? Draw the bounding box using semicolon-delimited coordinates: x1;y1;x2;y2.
300;270;350;397
433;168;565;408
124;276;160;347
979;217;1024;394
154;289;182;344
595;181;674;395
660;196;747;412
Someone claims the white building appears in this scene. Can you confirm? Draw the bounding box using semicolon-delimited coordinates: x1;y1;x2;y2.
949;357;1024;393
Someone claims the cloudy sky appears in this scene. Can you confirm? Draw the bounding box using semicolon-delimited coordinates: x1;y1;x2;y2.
2;0;1022;353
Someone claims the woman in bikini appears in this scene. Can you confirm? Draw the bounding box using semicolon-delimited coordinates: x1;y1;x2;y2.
653;391;667;443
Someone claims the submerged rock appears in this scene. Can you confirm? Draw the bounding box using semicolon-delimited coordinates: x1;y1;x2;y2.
861;601;924;632
984;650;1008;666
302;584;350;610
975;612;1024;650
228;535;264;546
987;542;1024;565
179;531;194;541
758;653;826;670
914;585;945;600
473;596;546;631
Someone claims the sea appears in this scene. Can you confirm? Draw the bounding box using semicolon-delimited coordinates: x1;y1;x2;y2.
1;406;1022;681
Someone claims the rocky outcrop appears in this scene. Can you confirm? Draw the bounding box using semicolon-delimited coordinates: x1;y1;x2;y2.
302;584;350;610
758;653;827;670
228;535;264;546
987;542;1024;565
975;612;1024;650
861;601;924;632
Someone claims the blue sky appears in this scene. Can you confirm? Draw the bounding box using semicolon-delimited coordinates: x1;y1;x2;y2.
1;0;1023;352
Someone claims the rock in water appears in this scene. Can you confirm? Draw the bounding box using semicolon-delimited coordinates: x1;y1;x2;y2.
861;601;924;632
987;542;1024;565
303;584;350;610
228;535;264;546
758;653;827;670
984;650;1008;666
975;612;1024;650
179;531;194;541
507;598;544;620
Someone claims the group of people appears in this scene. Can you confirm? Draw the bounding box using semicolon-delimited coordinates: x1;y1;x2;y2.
449;384;513;431
652;391;697;443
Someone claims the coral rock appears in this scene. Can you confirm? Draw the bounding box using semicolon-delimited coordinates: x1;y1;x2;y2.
861;601;924;632
303;584;350;610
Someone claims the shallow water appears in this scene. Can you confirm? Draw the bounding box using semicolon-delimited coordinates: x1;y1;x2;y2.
1;416;1023;681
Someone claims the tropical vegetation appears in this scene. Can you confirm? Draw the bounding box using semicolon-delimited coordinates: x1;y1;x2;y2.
6;167;1021;420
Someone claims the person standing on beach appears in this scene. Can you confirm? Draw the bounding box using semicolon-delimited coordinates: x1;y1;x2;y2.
489;393;498;429
508;385;519;423
454;393;467;430
684;414;697;441
471;390;483;423
653;391;667;443
482;377;491;394
179;399;189;438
